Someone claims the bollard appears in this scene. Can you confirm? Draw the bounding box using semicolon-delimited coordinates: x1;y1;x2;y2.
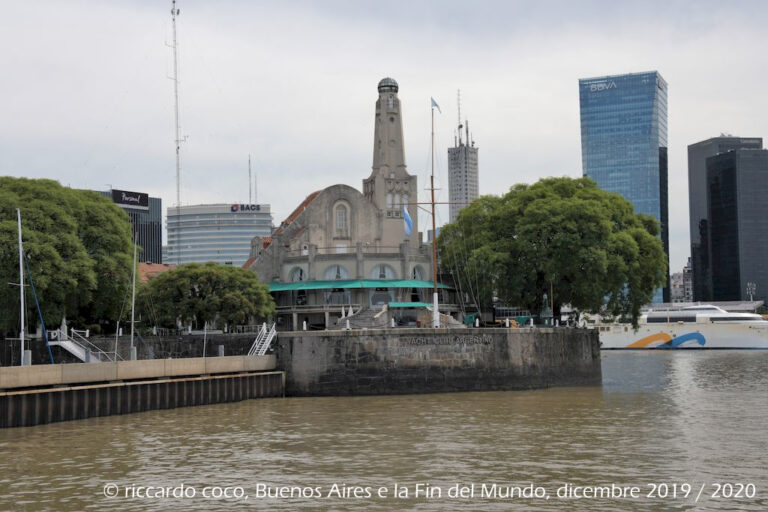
148;346;155;360
218;345;225;357
130;346;137;361
505;318;510;328
346;319;351;330
118;327;123;336
302;320;307;331
23;349;32;366
475;318;480;327
84;348;91;363
391;318;395;328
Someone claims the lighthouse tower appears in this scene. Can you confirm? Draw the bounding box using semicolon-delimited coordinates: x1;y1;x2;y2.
363;77;419;245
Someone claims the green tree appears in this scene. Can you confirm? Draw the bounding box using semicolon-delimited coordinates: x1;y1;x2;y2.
0;177;135;334
137;262;276;329
438;177;667;326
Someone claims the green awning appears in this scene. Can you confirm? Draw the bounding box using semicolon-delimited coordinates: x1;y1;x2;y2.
388;302;432;308
268;279;452;292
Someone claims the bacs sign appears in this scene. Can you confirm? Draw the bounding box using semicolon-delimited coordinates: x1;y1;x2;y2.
231;204;261;212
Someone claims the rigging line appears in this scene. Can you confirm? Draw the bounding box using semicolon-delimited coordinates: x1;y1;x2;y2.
456;230;480;313
23;251;54;364
446;233;467;315
465;229;485;314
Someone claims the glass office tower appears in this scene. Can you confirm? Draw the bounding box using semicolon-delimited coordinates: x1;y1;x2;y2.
579;71;669;302
165;203;273;267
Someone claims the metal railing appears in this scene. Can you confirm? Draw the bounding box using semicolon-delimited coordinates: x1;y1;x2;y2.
282;245;404;258
48;328;122;363
248;323;277;356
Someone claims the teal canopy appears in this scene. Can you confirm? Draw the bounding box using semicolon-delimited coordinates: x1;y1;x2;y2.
388;302;432;308
269;279;451;292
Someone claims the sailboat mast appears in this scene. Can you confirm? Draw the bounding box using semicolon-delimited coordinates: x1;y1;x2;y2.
17;209;25;366
130;238;137;349
430;106;439;328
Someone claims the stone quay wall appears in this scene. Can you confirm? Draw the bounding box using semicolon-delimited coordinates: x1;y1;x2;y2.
276;327;601;396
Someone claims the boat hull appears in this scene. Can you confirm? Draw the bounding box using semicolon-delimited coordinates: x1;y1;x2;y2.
599;322;768;349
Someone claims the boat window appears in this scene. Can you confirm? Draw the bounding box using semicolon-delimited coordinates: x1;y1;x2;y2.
711;317;753;322
647;316;696;323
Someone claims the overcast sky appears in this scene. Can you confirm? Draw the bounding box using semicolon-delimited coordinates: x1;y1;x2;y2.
2;0;767;272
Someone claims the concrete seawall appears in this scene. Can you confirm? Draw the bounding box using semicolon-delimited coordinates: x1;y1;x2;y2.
276;327;601;396
0;355;283;428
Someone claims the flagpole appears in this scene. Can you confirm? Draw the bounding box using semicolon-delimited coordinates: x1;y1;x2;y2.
430;103;439;328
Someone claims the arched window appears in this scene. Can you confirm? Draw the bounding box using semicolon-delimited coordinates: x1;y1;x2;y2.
334;202;350;237
369;264;396;280
323;265;350;304
368;264;396;306
324;265;349;280
290;267;305;282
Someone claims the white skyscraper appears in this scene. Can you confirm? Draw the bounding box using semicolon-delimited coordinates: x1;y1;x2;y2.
448;118;479;223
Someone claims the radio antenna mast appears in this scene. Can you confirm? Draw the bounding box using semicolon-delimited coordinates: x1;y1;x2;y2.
457;89;464;146
248;154;252;204
171;0;183;265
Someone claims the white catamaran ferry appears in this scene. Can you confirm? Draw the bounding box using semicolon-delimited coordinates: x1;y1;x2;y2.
598;305;768;349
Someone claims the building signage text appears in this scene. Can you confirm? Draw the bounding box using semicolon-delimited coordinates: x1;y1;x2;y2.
111;189;149;210
402;334;494;346
590;81;617;92
231;204;261;212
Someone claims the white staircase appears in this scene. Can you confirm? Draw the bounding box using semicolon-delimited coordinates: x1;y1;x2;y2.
48;328;119;363
248;323;277;356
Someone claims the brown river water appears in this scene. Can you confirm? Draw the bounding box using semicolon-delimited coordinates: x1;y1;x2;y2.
1;351;766;511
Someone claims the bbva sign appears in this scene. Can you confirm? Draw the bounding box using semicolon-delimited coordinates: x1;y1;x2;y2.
590;81;617;92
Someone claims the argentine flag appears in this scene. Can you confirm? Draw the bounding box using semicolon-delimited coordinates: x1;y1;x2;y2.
403;205;413;237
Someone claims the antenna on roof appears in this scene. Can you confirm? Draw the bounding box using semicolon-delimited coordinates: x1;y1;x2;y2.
248;154;252;204
457;89;463;145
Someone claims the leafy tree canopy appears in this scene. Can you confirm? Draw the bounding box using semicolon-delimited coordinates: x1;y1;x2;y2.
438;177;667;325
137;262;276;329
0;177;135;334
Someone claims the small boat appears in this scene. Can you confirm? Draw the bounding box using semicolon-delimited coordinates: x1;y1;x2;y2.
598;305;768;349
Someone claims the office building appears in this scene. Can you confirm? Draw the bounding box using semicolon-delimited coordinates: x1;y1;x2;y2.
165;203;272;266
670;257;693;303
579;71;669;302
99;189;162;263
706;148;768;302
448;122;479;223
687;136;762;300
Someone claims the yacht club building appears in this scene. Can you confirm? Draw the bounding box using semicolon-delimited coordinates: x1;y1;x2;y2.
245;78;455;330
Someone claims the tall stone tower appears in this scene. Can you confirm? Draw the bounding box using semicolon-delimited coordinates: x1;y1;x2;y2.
363;77;419;246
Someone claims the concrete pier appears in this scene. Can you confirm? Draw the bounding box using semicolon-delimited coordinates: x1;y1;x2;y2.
276;327;601;396
0;355;284;428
